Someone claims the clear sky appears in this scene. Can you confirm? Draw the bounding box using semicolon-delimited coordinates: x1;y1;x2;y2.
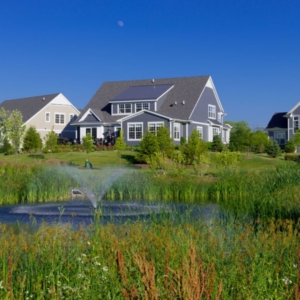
1;0;299;129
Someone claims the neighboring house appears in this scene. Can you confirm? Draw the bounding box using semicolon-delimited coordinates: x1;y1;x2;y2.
72;76;231;145
0;93;80;142
266;102;300;147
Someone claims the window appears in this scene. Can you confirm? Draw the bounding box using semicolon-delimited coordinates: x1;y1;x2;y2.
86;128;91;135
173;123;180;140
45;112;50;122
275;132;286;145
70;114;74;122
118;103;131;114
212;127;219;136
218;112;222;123
294;116;299;133
128;123;143;140
136;103;149;112
92;128;97;139
55;114;65;124
208;105;216;119
197;126;203;139
148;122;163;135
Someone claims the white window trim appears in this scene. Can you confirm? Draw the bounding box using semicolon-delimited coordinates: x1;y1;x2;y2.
212;127;220;136
117;103;132;115
294;115;299;133
135;102;149;112
197;126;203;139
54;113;65;125
45;112;50;122
148;121;164;135
128;122;143;141
208;105;216;119
173;123;180;141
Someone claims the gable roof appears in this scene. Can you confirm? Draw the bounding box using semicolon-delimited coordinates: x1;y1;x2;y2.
0;93;60;123
285;101;300;116
74;76;213;124
266;112;287;129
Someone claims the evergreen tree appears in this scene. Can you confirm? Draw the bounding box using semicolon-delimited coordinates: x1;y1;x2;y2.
114;129;127;157
156;126;174;157
285;140;296;153
82;133;94;155
211;135;224;152
0;136;12;155
137;130;159;163
23;126;42;152
228;121;251;152
182;129;207;164
266;140;282;158
44;129;58;152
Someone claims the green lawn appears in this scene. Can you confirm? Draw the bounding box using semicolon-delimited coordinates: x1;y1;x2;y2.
0;150;291;171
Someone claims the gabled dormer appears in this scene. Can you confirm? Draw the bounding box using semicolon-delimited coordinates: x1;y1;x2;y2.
109;84;174;116
78;108;101;123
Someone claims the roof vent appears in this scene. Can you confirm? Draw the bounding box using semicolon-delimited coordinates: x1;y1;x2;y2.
152;79;155;83
174;101;177;106
42;97;45;101
182;100;185;105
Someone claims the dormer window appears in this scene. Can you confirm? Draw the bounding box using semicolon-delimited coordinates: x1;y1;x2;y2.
136;102;149;112
118;103;131;114
208;105;216;119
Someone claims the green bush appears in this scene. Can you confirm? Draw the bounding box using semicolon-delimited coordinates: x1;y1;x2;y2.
284;140;296;153
266;140;282;158
284;153;300;161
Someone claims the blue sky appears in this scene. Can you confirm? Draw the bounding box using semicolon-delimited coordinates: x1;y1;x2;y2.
1;0;299;129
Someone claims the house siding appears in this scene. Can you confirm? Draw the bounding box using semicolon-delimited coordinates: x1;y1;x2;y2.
190;87;221;122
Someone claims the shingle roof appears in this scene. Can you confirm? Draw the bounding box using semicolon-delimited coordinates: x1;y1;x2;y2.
266;112;287;129
111;84;174;101
75;76;210;123
0;93;59;123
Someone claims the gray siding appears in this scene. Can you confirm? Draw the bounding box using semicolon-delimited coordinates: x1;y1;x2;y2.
189;123;209;141
190;87;221;122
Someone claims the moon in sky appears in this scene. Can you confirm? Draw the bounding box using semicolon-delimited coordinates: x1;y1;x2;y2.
118;21;124;27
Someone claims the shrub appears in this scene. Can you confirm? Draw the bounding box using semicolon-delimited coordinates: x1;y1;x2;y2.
285;140;296;153
211;135;224;152
266;140;282;158
215;150;241;168
284;153;300;161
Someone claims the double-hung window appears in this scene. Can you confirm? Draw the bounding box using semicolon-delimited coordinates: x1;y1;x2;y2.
128;123;143;140
212;127;219;136
45;112;50;122
197;126;203;139
148;122;163;135
173;123;180;140
208;105;216;119
55;114;65;124
118;103;131;114
136;103;149;112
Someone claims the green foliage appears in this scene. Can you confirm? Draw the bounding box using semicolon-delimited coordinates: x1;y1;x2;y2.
156;126;174;157
180;136;186;146
211;135;223;152
137;130;159;162
0;136;13;155
285;140;296;153
82;133;94;155
215;150;241;168
228;121;251;152
284;153;300;162
0;107;7;144
145;151;169;176
114;129;127;157
251;130;271;153
23;126;42;153
182;129;207;164
266;140;282;158
5;109;26;153
293;129;300;148
44;129;58;152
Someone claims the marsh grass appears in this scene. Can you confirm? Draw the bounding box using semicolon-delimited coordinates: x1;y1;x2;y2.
1;215;300;299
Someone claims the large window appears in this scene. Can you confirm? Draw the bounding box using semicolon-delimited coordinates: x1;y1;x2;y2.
55;114;65;124
173;123;180;140
148;122;163;135
197;126;203;139
212;127;219;136
118;103;131;114
136;103;149;112
294;116;299;133
275;132;286;145
208;105;216;119
128;123;143;140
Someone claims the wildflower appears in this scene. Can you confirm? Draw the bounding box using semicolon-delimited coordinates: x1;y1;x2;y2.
0;281;4;290
81;254;87;257
102;266;108;272
95;262;101;266
294;264;298;268
87;241;91;246
282;276;292;285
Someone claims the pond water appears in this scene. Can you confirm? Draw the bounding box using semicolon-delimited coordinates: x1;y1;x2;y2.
0;199;220;227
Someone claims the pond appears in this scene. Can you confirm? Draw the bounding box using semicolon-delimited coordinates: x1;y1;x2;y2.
0;199;220;227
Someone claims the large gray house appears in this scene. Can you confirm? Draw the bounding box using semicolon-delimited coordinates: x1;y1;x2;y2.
72;76;231;145
266;102;300;146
